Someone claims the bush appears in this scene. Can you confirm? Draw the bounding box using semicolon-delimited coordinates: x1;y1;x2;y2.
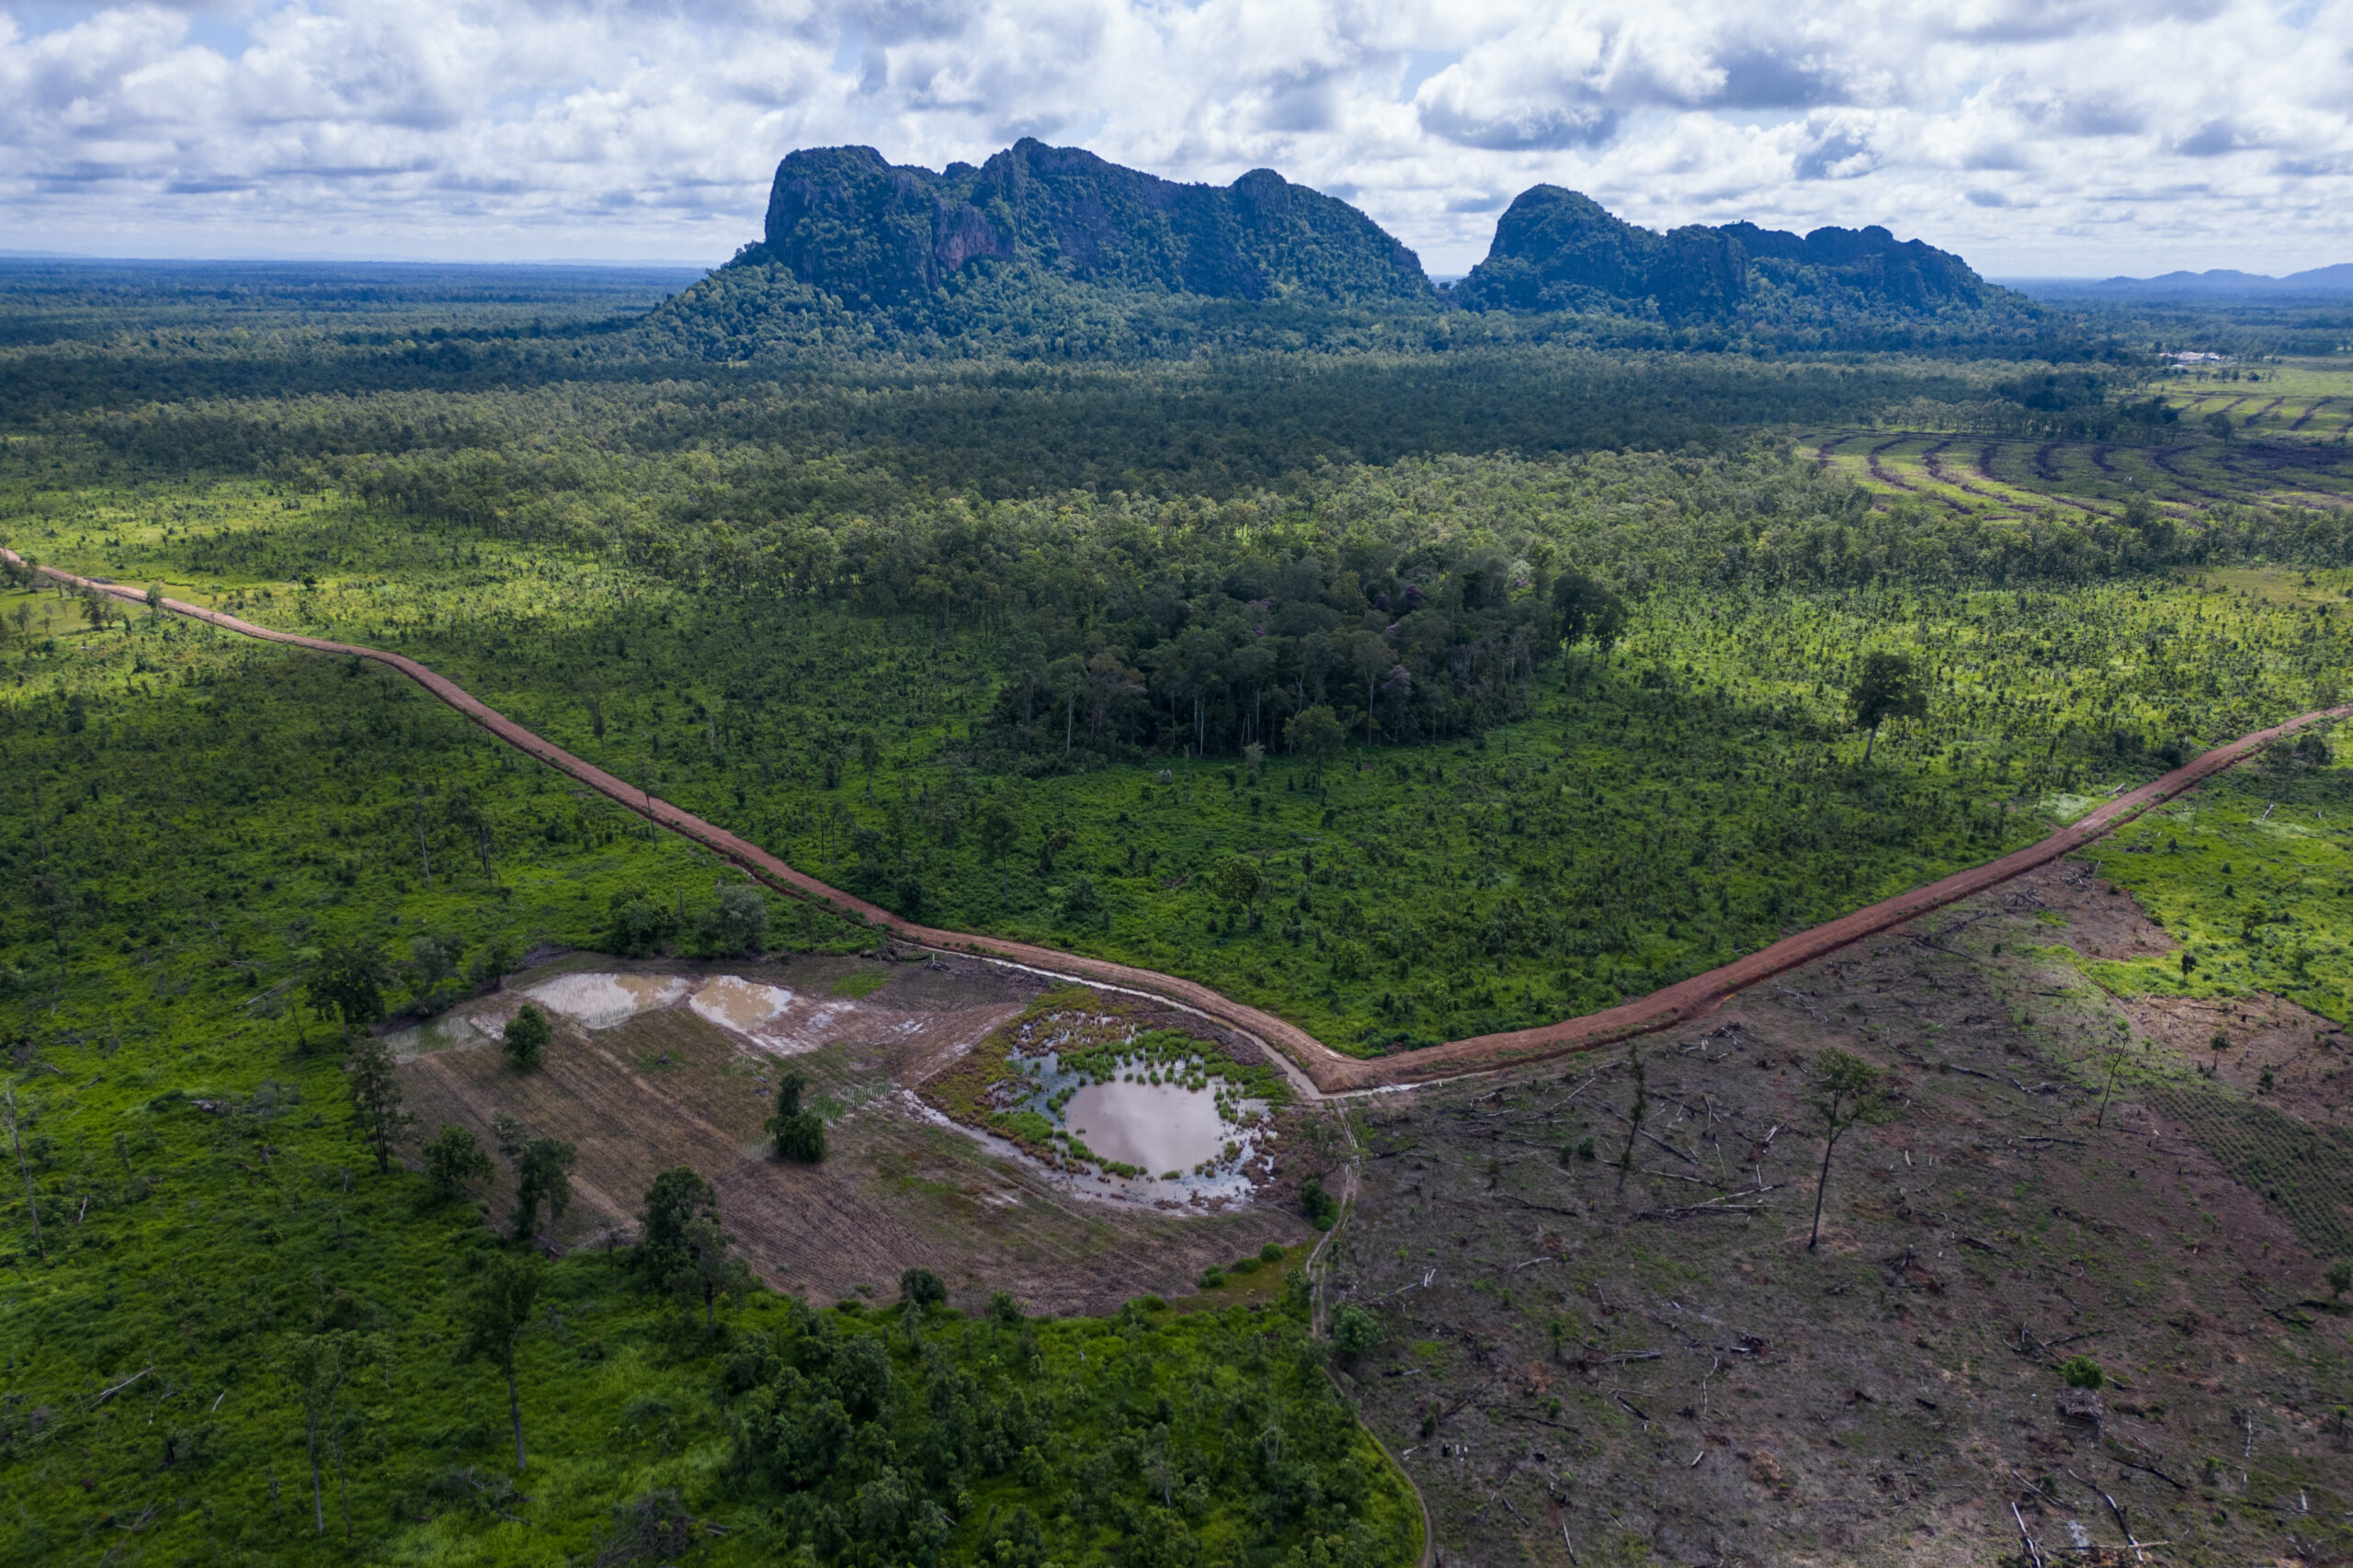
1260;1242;1286;1264
2061;1355;2105;1391
899;1267;947;1308
2327;1260;2352;1298
1198;1266;1225;1290
422;1125;492;1201
1333;1303;1382;1362
501;1003;551;1070
1301;1175;1339;1230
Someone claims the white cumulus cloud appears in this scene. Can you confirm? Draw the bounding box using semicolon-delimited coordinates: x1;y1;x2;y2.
1;0;2348;272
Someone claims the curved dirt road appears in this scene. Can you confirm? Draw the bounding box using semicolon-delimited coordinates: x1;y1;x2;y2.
15;550;2345;1095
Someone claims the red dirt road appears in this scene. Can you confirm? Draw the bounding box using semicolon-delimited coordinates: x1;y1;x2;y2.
16;549;2345;1095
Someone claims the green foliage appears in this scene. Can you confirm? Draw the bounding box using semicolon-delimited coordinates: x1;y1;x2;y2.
1301;1176;1339;1231
345;1033;412;1176
1847;650;1929;762
1332;1303;1383;1363
899;1267;948;1308
422;1123;494;1202
501;999;551;1069
2327;1260;2352;1298
769;1070;829;1164
2061;1355;2106;1391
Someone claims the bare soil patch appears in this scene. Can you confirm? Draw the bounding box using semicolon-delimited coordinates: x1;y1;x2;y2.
398;952;1310;1315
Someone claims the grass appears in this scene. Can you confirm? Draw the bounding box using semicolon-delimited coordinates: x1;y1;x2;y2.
2080;723;2353;1024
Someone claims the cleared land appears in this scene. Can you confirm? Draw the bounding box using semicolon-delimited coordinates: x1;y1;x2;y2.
1328;861;2353;1566
400;950;1312;1314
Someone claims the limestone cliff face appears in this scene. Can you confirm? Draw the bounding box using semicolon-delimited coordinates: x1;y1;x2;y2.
1454;185;1995;322
756;141;1433;308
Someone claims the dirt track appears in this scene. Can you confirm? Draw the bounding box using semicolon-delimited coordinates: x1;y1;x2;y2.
16;549;2347;1096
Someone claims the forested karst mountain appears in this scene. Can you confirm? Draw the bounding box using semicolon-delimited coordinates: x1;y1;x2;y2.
1452;184;2014;325
749;141;1434;308
646;143;2052;358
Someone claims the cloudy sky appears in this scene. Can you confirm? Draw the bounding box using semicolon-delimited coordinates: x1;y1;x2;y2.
5;0;2348;276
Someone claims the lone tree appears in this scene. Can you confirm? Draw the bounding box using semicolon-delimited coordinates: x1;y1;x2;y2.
306;941;390;1042
494;1114;576;1244
461;1251;543;1471
501;1003;551;1071
1208;854;1264;929
640;1165;754;1328
767;1071;826;1163
974;798;1019;909
639;1165;719;1276
422;1125;493;1202
346;1034;413;1176
1847;652;1927;765
1615;1043;1649;1194
1806;1049;1891;1251
280;1330;378;1537
1284;704;1346;779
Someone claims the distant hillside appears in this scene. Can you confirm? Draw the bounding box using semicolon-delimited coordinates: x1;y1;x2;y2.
1451;185;2017;328
2018;265;2353;301
747;141;1431;308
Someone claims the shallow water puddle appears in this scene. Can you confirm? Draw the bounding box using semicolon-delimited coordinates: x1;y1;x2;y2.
1063;1079;1227;1176
384;1012;486;1058
690;975;793;1032
523;972;690;1028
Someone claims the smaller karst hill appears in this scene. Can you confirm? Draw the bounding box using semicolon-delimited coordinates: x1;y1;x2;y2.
1451;184;2010;324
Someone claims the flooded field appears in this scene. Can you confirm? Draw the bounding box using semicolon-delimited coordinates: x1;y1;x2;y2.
941;1000;1283;1203
524;971;690;1028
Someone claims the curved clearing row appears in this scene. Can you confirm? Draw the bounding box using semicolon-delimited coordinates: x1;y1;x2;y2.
15;549;2345;1096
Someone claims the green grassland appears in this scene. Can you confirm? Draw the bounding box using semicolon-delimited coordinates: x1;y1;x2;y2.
2082;722;2353;1024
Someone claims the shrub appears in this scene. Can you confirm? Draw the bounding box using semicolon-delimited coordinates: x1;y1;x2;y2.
1260;1242;1286;1263
1333;1303;1382;1362
2061;1356;2105;1391
2327;1260;2352;1298
422;1125;492;1201
501;1003;551;1070
899;1267;947;1309
1301;1175;1339;1230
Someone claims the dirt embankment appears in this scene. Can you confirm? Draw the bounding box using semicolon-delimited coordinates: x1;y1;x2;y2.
16;549;2348;1098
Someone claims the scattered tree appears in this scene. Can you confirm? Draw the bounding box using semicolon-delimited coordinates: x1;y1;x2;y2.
767;1071;827;1163
1806;1048;1891;1250
422;1124;493;1202
1208;854;1263;927
494;1116;576;1244
346;1034;413;1176
1847;651;1928;765
501;1003;551;1070
461;1251;543;1471
1332;1303;1382;1364
1284;705;1346;778
279;1330;378;1537
305;941;390;1041
639;1165;719;1275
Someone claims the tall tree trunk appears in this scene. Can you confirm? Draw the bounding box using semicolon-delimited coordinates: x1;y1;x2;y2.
1809;1128;1843;1251
508;1366;527;1471
1863;723;1879;765
308;1421;325;1534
